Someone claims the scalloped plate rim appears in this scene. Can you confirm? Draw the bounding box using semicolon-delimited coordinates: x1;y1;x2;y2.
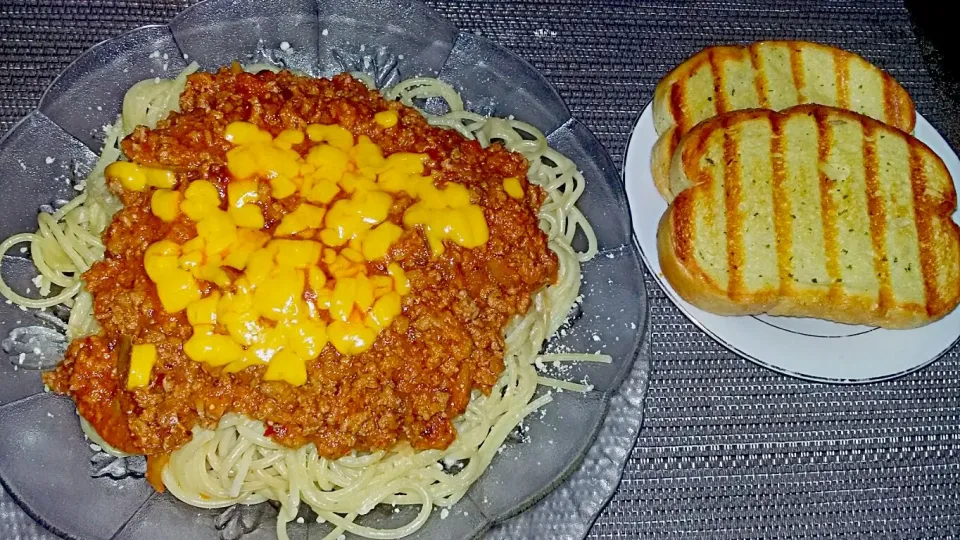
444;30;572;127
37;24;174;115
0;1;649;538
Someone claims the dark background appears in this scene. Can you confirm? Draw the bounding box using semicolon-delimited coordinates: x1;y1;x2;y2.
908;0;960;144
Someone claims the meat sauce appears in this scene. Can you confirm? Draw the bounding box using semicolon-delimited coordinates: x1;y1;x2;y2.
44;68;557;466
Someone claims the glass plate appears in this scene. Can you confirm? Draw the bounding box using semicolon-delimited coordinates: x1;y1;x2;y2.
0;1;649;539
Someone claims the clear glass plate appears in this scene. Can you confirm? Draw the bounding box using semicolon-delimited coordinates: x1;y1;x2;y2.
0;1;649;539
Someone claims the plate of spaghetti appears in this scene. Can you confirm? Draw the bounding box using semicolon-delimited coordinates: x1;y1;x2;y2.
0;1;647;539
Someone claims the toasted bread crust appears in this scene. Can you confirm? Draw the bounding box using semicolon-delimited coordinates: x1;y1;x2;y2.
651;126;679;200
650;41;916;201
658;201;768;316
657;105;960;329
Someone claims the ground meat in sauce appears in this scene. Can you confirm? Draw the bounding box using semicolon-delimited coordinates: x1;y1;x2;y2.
44;68;558;462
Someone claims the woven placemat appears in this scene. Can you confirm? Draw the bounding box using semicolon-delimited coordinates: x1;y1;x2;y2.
3;1;960;539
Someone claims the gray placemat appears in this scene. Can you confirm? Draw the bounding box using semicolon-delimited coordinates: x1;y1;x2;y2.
3;1;960;539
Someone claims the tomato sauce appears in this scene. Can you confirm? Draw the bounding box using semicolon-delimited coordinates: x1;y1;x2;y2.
44;69;557;461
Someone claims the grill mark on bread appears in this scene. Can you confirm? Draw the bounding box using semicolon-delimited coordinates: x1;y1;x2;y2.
862;121;893;312
661;104;955;328
814;109;841;297
770;117;792;291
700;132;720;284
708;50;729;114
882;74;901;130
909;144;940;315
678;123;723;286
670;82;686;134
672;193;695;269
668;127;683;173
835;51;850;110
653;41;916;139
748;44;770;108
789;44;807;102
652;42;918;200
722;119;744;299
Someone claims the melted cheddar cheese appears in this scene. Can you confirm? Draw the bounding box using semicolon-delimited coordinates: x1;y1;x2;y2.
116;119;491;387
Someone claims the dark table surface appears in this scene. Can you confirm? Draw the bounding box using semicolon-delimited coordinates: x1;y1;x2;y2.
3;1;960;539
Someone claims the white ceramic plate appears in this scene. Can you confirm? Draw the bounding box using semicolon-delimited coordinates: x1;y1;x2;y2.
624;103;960;383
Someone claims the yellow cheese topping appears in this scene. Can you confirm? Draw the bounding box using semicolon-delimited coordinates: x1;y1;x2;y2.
503;176;524;199
151;189;181;222
131;119;494;387
374;110;399;128
127;343;158;389
105;161;178;192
